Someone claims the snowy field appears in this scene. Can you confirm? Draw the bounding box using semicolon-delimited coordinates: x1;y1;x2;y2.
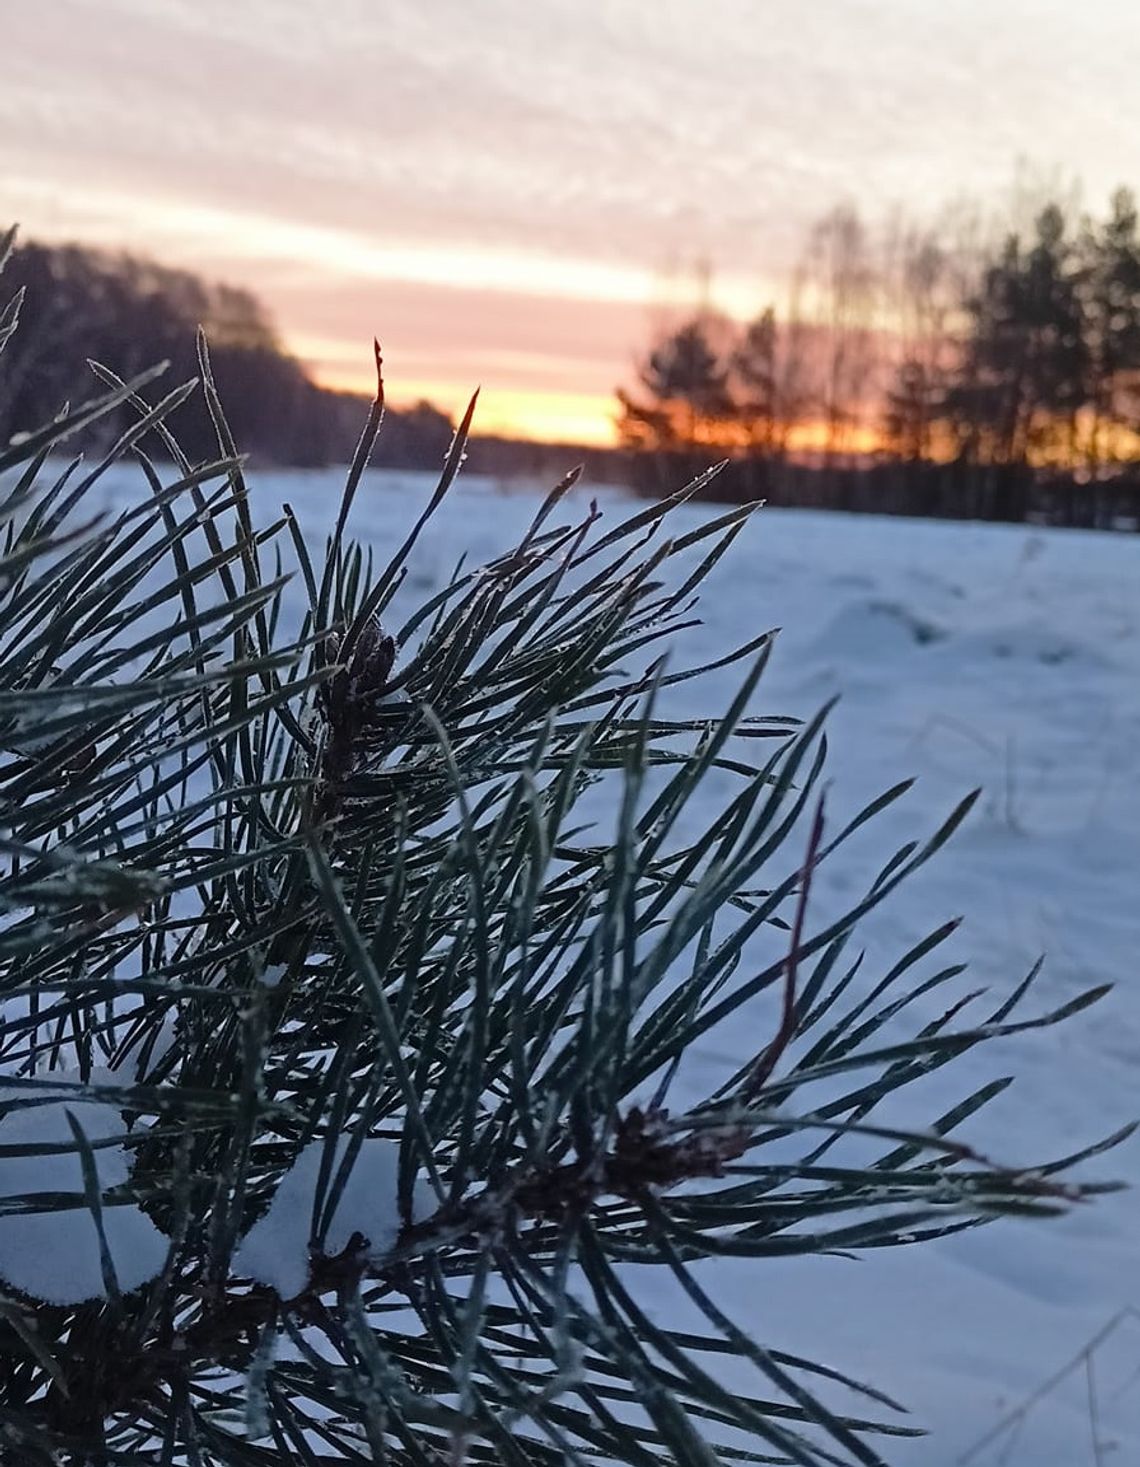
281;465;1139;1465
65;458;1137;1463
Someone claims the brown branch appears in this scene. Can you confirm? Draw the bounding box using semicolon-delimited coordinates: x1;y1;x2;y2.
50;1102;750;1427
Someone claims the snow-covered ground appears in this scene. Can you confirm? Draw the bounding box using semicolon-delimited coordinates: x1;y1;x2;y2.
282;466;1140;1465
42;459;1133;1461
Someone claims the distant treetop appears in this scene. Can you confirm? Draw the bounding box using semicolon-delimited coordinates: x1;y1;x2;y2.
0;235;454;469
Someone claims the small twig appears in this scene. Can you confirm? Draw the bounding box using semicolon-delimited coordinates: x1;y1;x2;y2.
1086;1352;1105;1467
957;1306;1140;1464
743;787;826;1099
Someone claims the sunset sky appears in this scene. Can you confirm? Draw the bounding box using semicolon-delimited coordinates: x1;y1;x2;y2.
5;0;1139;444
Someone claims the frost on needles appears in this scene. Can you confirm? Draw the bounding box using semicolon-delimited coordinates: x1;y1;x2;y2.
0;229;1125;1467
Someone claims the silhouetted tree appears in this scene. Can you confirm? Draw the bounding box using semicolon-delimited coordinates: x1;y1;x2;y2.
729;305;811;457
1077;188;1140;466
729;309;776;453
620;187;1140;525
944;204;1088;467
884;361;938;462
0;237;453;469
617;316;733;452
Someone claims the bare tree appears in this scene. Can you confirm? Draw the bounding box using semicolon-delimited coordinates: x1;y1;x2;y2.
799;205;879;459
881;226;959;459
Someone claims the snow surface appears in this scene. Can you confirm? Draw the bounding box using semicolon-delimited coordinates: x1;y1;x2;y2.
77;461;1137;1461
278;469;1140;1464
0;1069;168;1304
235;1137;432;1300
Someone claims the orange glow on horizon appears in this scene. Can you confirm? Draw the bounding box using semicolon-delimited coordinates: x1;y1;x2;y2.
785;420;885;457
312;361;622;448
313;357;903;457
315;357;900;458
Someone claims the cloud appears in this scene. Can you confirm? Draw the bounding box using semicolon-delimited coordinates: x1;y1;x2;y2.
4;0;1139;439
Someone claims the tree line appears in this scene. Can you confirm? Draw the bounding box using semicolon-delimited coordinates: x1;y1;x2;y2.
618;188;1140;527
0;237;455;469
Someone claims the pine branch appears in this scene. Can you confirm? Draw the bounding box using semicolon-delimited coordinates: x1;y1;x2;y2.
0;241;1125;1465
